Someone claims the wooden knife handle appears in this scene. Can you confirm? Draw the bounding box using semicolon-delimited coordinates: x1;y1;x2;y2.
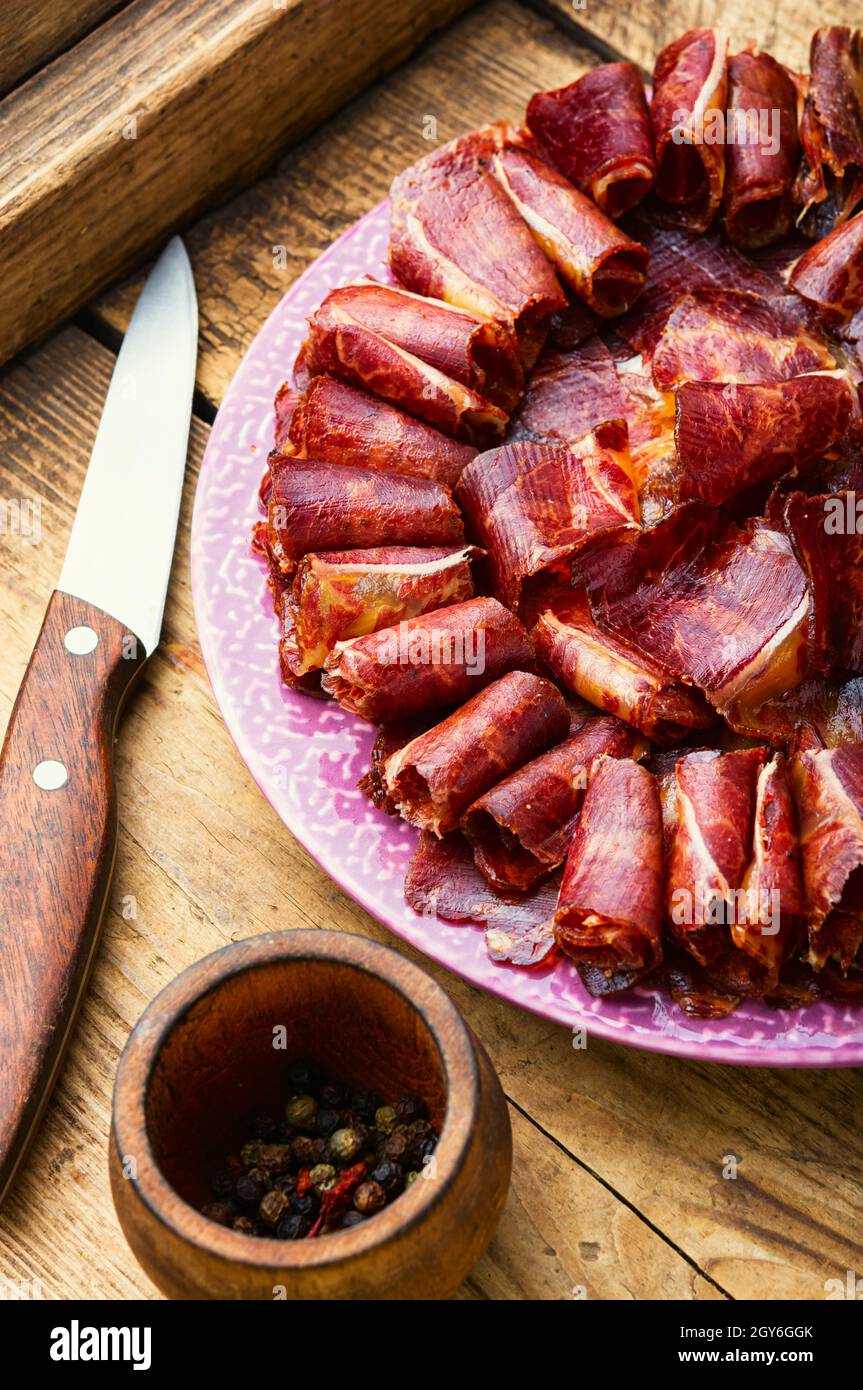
0;590;146;1201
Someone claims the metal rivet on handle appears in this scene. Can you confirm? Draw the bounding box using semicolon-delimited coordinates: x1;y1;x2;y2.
33;760;68;791
64;626;99;655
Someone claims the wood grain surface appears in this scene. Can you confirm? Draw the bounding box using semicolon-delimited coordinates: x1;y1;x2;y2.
0;0;123;97
0;0;862;1302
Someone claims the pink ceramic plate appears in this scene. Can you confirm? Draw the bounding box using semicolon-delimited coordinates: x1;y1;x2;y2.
191;201;863;1067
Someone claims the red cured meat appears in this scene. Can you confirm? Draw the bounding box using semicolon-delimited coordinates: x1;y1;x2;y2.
553;757;665;981
321;595;533;721
358;715;440;815
389;129;566;368
456;424;640;613
582;509;810;715
526;63;655;218
299;286;510;445
286;377;476;489
508;336;643;445
782;490;863;674
795;26;863;236
652;289;834;388
725;675;863;753
723;50;800;248
792;743;863;970
490;141;648;317
383;670;570;836
461;716;648;892
266;458;464;579
404;831;560;966
533;589;714;744
789;212;863;323
674;373;855;506
274;382;300;451
651;28;728;231
282;545;476;677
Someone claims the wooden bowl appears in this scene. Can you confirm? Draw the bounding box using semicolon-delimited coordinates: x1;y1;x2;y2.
110;930;512;1299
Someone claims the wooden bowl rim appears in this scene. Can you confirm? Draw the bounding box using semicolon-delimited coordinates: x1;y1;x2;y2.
111;930;483;1270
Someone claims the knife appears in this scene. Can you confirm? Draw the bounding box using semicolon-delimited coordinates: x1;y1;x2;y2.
0;239;197;1203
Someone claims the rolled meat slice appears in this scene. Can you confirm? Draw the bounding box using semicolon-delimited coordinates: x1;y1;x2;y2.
299;285;509;446
508;337;641;446
782;490;863;674
321;596;533;722
286;377;476;489
533;590;714;745
489;141;648;316
383;670;570;836
674;373;855;507
456;424;640;613
553;756;665;983
283;545;476;678
299;280;522;412
651;27;728;231
791;743;863;971
789;212;863;323
723;49;799;248
265;458;464;579
795;26;863;236
526;63;655;218
461;716;648;892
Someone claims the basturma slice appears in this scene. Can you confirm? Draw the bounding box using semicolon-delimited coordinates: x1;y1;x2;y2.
265;458;463;579
282;545;476;678
795;25;863;237
651;28;728;232
461;716;648;892
285;376;476;488
404;830;560;966
553;756;665;988
789;211;863;323
533;589;714;744
781;491;863;674
791;743;863;972
383;670;570;836
321;596;533;722
526;63;655;219
723;49;800;248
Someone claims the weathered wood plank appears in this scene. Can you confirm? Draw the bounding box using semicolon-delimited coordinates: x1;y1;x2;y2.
0;1;123;98
0;0;474;367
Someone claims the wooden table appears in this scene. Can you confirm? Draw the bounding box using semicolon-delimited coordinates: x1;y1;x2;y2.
1;0;862;1301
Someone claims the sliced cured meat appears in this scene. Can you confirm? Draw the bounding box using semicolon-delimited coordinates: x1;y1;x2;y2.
663;950;742;1017
358;715;440;815
723;49;800;248
726;676;863;753
274;382;300;451
490;141;648;316
404;830;560;966
533;589;714;744
456;424;640;613
321;595;533;721
461;717;648;892
795;26;863;236
389;130;566;368
674;373;855;505
508;336;642;445
666;748;802;989
782;490;863;673
789;211;863;323
652;289;834;389
282;545;476;677
526;63;655;218
791;743;863;970
299;286;510;444
383;670;570;836
583;510;810;715
286;377;476;488
553;757;664;982
651;28;728;231
266;458;464;579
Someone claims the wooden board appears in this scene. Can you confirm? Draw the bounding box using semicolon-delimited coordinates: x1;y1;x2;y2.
1;0;863;1302
0;0;472;368
0;1;124;98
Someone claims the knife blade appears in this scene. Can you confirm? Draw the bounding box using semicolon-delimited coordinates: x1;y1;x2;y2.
0;239;198;1202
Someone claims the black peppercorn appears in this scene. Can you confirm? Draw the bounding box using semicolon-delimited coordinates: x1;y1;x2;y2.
201;1199;236;1227
349;1090;379;1123
320;1083;348;1109
225;1153;244;1177
316;1107;341;1138
353;1180;386;1216
240;1140;264;1170
246;1165;273;1192
371;1159;402;1194
276;1119;295;1144
272;1173;298;1196
256;1143;293;1176
380;1131;410;1164
210;1167;236;1198
291;1193;317;1218
340;1210;366;1229
291;1135;316;1167
394;1094;424;1125
288;1060;321;1092
277;1214;312;1240
285;1094;318;1130
232;1215;257;1235
311;1137;330;1163
258;1188;292;1226
235;1172;267;1207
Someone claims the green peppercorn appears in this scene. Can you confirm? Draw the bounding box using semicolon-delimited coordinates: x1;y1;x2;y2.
202;1199;236;1227
404;1170;421;1187
328;1127;363;1166
258;1188;292;1226
285;1094;318;1130
374;1105;397;1136
256;1143;293;1175
353;1180;386;1215
240;1140;264;1169
309;1162;336;1195
277;1214;312;1240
